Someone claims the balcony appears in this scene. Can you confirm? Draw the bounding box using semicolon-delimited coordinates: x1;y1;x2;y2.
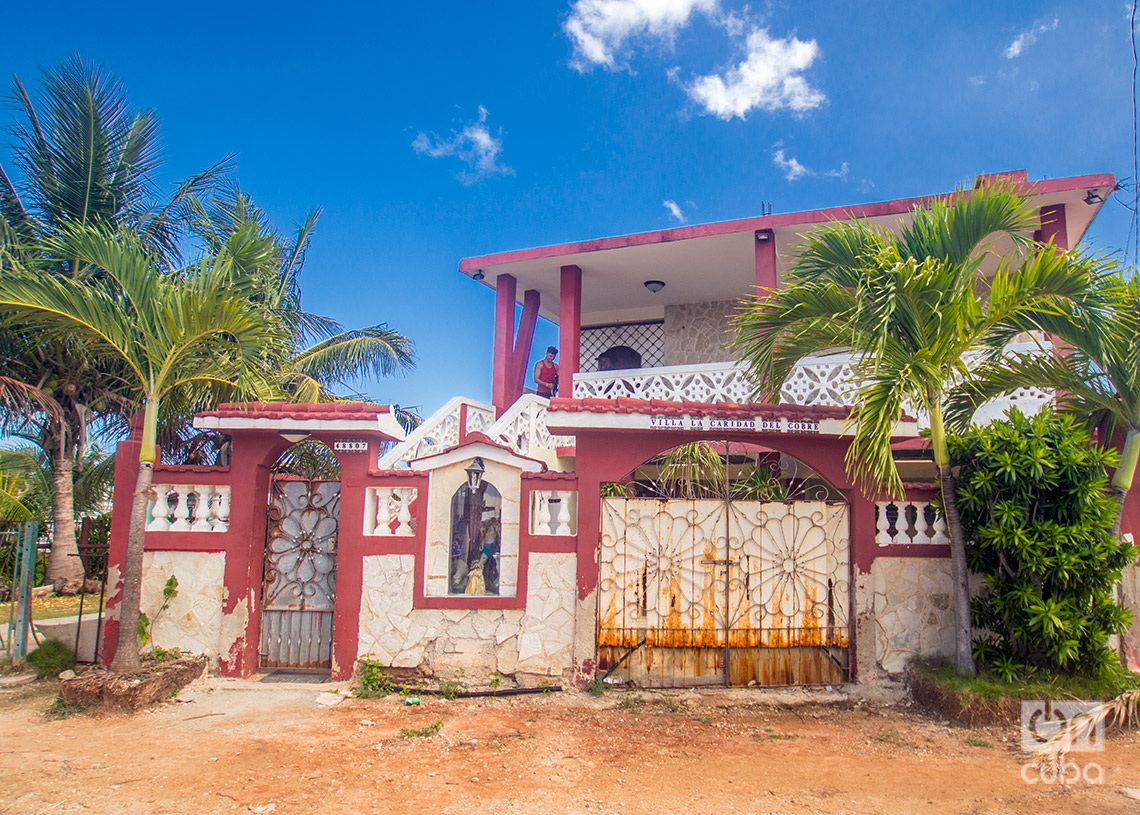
570;342;1054;425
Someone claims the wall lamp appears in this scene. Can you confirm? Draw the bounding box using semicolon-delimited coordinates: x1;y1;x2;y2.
472;269;486;280
1084;190;1104;205
644;280;666;293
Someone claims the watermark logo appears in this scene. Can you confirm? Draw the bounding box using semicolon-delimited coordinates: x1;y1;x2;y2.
1020;700;1103;753
1020;700;1104;785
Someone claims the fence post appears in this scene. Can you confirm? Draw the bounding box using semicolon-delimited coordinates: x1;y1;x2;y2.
13;521;38;659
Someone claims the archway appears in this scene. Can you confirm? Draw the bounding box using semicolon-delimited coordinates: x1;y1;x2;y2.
260;440;342;671
597;441;850;687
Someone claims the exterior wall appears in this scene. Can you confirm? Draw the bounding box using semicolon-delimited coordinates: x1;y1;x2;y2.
140;551;227;667
663;299;738;366
422;457;522;598
871;557;955;673
358;552;577;679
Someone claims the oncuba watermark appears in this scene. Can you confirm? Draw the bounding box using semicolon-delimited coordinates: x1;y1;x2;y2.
1020;700;1104;785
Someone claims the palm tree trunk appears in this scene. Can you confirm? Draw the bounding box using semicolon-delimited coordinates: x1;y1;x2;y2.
45;447;85;585
108;460;152;674
929;400;976;675
1111;429;1140;539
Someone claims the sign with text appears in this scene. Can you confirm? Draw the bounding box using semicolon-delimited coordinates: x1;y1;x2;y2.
333;439;369;452
648;415;820;434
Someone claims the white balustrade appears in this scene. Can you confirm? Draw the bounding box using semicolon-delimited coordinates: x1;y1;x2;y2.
379;396;497;469
488;394;574;457
875;500;948;546
364;487;418;536
530;490;577;536
146;485;231;533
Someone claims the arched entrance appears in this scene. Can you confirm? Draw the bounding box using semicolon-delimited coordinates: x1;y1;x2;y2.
260;441;342;671
597;442;850;687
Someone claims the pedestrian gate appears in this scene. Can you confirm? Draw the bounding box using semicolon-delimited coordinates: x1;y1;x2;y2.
260;479;340;670
597;498;850;686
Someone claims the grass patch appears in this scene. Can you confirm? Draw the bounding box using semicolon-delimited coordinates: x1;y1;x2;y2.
876;731;907;747
45;695;86;719
26;638;74;679
908;657;1140;727
30;593;106;621
619;694;644;713
399;719;443;738
966;736;993;748
585;677;606;697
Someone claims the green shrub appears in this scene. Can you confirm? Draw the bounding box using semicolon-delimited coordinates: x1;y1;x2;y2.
949;410;1134;680
26;638;75;679
353;656;396;698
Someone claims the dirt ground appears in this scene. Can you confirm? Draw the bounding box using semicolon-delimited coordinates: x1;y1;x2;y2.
2;676;1140;815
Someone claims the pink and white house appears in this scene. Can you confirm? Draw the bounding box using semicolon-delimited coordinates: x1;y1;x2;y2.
101;169;1127;687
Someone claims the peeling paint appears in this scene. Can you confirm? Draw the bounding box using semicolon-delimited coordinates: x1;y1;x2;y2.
220;597;250;669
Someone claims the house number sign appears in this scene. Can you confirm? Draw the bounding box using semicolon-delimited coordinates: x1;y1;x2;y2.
648;415;820;434
333;439;369;452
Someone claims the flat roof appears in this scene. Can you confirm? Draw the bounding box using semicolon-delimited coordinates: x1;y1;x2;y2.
458;171;1116;326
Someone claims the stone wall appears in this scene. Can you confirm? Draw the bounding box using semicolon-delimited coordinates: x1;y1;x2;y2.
357;552;577;680
663;299;738;366
871;557;955;673
140;551;226;666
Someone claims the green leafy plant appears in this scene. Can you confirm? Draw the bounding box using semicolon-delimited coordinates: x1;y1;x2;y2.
599;482;634;498
950;410;1134;680
437;668;466;700
966;736;993;748
489;671;504;690
399;719;443;738
143;646;184;663
26;637;74;678
585;677;606;697
138;574;179;647
45;695;86;719
353;656;396;698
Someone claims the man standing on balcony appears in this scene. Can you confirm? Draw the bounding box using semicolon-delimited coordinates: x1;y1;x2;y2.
534;346;559;398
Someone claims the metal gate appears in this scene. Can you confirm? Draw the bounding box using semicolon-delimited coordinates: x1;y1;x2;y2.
597;498;850;687
260;479;340;670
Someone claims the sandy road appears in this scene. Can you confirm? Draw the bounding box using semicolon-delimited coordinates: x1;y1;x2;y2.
1;677;1139;814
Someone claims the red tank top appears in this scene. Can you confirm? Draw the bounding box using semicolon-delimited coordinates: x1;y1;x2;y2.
536;360;557;392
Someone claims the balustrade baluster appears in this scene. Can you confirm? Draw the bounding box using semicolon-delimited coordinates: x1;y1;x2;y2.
554;491;572;536
537;493;553;535
189;487;213;531
147;490;172;531
912;503;932;545
169;486;192;531
375;489;393;535
396;489;414;536
875;502;893;545
213;489;230;532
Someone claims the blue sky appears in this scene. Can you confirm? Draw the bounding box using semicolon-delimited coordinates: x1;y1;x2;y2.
1;1;1136;417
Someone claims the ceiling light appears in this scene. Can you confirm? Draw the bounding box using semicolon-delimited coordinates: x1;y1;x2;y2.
472;269;486;280
644;280;665;293
1084;190;1104;205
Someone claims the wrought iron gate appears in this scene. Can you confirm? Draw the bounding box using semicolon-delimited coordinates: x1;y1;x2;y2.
597;498;850;687
260;479;340;670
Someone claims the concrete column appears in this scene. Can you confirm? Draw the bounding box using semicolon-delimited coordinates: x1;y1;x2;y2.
559;265;582;398
492;274;518;414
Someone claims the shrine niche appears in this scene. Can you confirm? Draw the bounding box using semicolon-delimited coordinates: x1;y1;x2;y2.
448;458;502;595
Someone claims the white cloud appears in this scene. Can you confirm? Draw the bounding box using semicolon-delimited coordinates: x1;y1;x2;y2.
772;144;811;181
1004;18;1059;59
412;106;513;185
565;0;720;71
663;199;686;222
824;162;849;180
685;28;825;120
968;75;986;86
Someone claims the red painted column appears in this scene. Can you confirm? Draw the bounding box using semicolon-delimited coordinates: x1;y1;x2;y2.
1039;204;1068;250
492;274;518;414
511;289;541;400
559;265;582;397
755;229;777;297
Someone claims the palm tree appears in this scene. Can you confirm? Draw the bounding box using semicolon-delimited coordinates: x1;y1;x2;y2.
0;56;227;582
732;184;1115;675
0;225;281;673
946;276;1137;535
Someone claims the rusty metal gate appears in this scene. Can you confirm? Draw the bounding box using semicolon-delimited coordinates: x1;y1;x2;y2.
597;498;850;687
260;479;340;670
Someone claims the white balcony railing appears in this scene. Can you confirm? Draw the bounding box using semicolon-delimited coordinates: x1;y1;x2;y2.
378;396;497;469
570;342;1054;426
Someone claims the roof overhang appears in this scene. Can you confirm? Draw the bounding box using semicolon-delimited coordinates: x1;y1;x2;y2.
408;437;545;473
458;171;1116;326
193;402;406;441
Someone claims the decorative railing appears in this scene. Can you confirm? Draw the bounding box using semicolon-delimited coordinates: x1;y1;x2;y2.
378;396;496;469
363;487;417;536
487;394;574;458
570;342;1054;423
875;500;948;546
147;485;231;532
530;490;577;536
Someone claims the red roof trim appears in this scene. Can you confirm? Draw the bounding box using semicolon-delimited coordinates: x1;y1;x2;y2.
197;401;392;421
